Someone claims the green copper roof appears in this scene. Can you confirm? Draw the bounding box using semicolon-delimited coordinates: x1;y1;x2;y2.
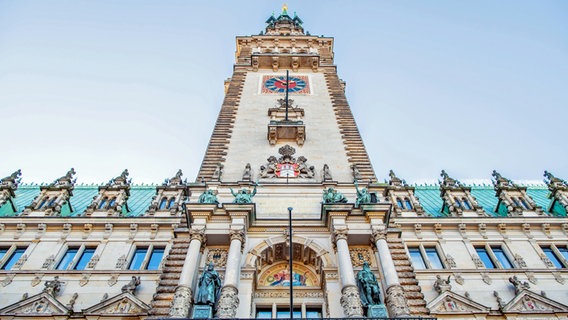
415;184;555;217
0;184;156;217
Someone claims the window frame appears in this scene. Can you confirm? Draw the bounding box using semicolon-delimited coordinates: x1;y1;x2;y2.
126;244;166;270
55;244;98;271
475;244;515;269
0;245;27;270
407;243;445;270
541;244;568;268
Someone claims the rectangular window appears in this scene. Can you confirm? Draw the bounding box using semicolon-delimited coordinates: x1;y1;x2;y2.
129;246;165;270
558;247;568;261
476;245;514;269
409;248;427;269
74;248;96;270
408;245;444;269
255;307;320;319
542;247;563;268
0;248;8;261
57;248;79;270
1;248;26;270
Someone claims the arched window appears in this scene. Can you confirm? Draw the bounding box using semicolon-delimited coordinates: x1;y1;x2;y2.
396;198;404;209
167;198;176;209
38;198;48;210
98;197;108;210
520;198;530;210
454;198;462;208
404;198;413;210
108;197;116;208
462;198;472;210
159;197;168;210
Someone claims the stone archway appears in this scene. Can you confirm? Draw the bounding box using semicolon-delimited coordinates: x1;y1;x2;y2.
244;235;334;269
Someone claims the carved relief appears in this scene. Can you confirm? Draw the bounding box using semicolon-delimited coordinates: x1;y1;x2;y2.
385;284;410;317
216;286;239;318
349;247;374;267
339;285;363;317
206;248;228;268
169;286;193;318
259;145;314;179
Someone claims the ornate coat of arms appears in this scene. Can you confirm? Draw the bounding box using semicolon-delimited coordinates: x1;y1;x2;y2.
259;145;315;179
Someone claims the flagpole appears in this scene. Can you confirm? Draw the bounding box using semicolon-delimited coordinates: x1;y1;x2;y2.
288;206;294;319
285;70;289;121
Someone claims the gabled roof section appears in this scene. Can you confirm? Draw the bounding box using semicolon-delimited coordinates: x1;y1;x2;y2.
427;291;490;315
503;289;568;313
82;292;150;316
0;292;70;316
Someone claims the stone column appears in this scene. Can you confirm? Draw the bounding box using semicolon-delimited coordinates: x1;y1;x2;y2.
169;228;206;318
216;228;245;318
333;227;363;317
372;226;410;317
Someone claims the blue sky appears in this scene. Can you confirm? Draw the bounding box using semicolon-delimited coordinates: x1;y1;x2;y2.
1;1;567;184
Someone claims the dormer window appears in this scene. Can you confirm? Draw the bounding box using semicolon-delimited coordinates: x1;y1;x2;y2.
108;197;116;208
167;197;176;209
404;198;413;210
454;198;462;208
38;198;48;210
462;198;472;210
519;198;530;210
98;197;108;210
396;198;403;209
159;197;168;210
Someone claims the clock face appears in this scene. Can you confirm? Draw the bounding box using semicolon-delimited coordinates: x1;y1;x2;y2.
262;75;310;94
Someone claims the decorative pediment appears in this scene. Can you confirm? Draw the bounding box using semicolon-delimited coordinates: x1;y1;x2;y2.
83;292;149;316
439;170;484;216
23;168;76;216
544;171;568;216
384;170;425;215
0;292;69;316
503;289;568;313
147;170;190;215
427;291;490;315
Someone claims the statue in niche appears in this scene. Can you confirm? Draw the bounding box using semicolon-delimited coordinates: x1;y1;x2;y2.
43;276;62;297
212;163;224;181
322;187;347;204
242;163;252;181
322;164;333;181
357;262;381;306
121;276;140;294
230;183;258;204
198;189;219;204
297;156;315;178
355;180;372;207
195;263;221;306
259;156;278;178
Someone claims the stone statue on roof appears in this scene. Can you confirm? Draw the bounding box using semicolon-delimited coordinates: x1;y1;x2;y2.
51;168;76;188
440;170;462;188
108;169;131;187
0;169;22;190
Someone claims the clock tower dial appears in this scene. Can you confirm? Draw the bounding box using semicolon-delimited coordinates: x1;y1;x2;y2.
262;75;310;94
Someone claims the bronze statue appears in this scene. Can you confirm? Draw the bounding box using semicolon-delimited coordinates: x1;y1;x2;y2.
355;180;372;206
198;189;219;204
356;262;381;306
195;263;221;306
230;183;258;204
322;187;347;204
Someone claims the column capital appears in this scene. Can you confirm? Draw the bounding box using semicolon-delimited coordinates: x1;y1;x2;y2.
371;225;387;242
332;226;349;243
229;228;246;252
190;227;206;244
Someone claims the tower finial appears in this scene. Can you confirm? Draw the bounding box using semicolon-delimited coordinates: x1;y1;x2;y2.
282;4;288;15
